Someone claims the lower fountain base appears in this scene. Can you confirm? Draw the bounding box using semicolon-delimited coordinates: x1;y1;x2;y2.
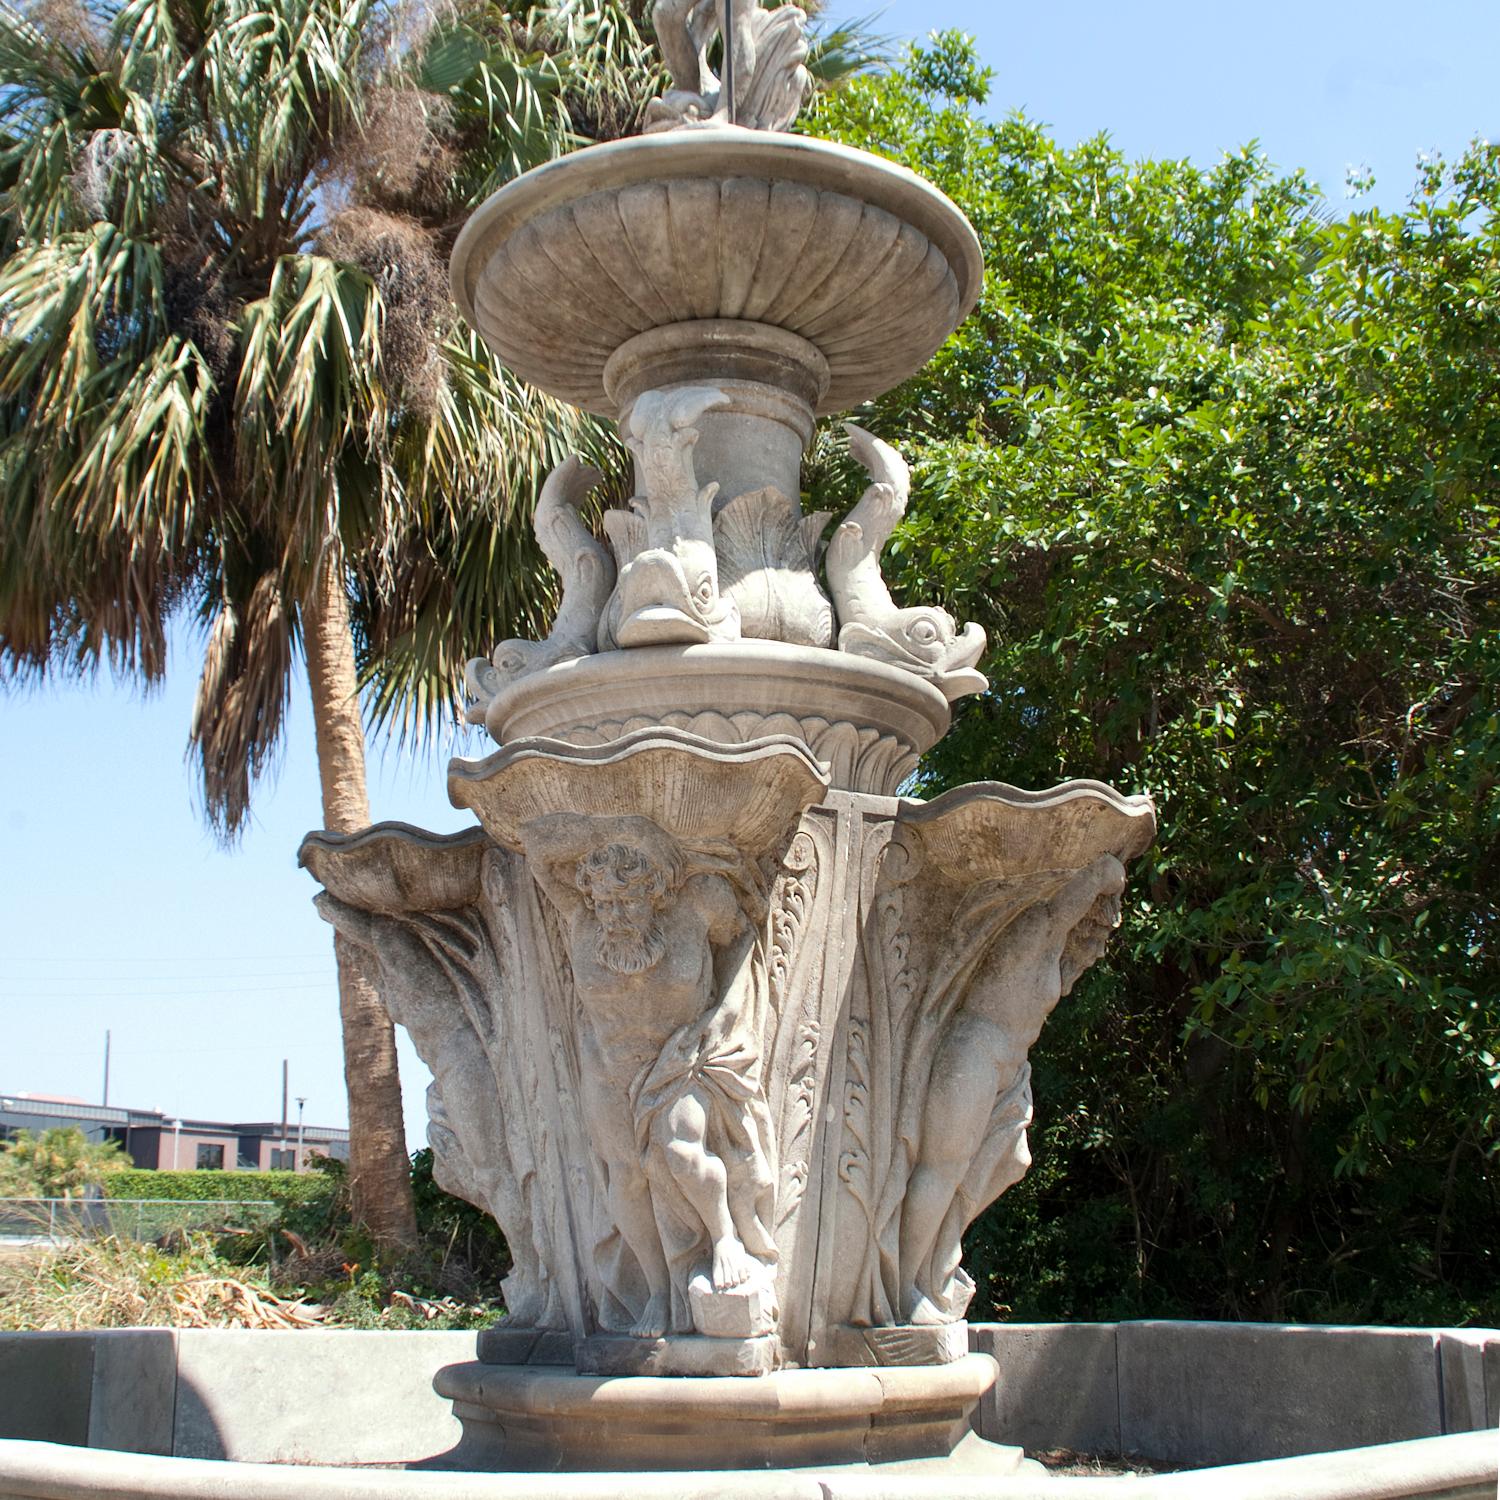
432;1353;1020;1472
577;1332;785;1377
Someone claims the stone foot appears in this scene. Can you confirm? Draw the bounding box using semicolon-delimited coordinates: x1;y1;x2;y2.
629;1295;669;1340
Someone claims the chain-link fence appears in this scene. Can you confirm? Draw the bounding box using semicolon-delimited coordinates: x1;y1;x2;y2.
0;1198;276;1242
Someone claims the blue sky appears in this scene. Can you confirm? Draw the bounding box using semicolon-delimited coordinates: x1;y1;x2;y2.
4;0;1496;1148
826;0;1498;210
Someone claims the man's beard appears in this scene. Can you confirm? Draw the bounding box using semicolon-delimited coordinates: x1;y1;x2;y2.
596;921;667;976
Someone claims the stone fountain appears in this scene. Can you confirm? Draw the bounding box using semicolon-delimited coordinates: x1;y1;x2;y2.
300;1;1155;1474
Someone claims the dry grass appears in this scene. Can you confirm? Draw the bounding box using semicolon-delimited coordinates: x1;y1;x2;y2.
0;1234;321;1332
0;1224;502;1332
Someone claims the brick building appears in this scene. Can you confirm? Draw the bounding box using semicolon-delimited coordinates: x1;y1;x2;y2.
0;1092;349;1171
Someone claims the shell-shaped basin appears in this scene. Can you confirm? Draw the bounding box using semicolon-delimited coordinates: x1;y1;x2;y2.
297;823;489;913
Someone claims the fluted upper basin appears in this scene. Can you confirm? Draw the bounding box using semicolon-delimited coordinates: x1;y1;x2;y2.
450;131;984;416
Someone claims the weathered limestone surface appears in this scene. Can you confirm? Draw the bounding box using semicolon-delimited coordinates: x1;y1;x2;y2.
303;769;1153;1383
434;1356;1014;1472
0;1334;93;1447
88;1330;177;1456
968;1323;1121;1458
827;426;986;701
478;642;952;797
306;103;1156;1406
300;2;1161;1469
448;133;983;419
464;389;989;735
1115;1321;1448;1466
6;1324;1499;1472
3;1426;1499;1499
647;0;811;134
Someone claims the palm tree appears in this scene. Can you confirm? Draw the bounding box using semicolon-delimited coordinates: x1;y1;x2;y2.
0;0;637;1247
0;0;881;1249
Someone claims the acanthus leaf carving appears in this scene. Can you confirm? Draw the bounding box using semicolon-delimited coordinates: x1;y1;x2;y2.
300;833;576;1333
826;782;1156;1337
302;759;1154;1371
766;828;821;1235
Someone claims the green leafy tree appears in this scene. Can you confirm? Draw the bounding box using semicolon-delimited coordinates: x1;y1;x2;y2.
808;35;1500;1323
0;1127;130;1199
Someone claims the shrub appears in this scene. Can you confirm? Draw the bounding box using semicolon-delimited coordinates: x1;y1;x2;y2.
103;1169;333;1205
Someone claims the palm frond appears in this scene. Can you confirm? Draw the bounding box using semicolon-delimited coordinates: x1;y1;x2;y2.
189;568;294;836
0;0;765;825
234;252;386;584
354;327;627;743
806;12;891;86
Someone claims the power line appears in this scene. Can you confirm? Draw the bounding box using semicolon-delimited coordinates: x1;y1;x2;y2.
2;969;330;984
1;954;336;966
0;982;333;999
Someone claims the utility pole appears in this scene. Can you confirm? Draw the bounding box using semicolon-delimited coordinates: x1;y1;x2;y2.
295;1097;306;1172
280;1059;289;1170
102;1030;110;1107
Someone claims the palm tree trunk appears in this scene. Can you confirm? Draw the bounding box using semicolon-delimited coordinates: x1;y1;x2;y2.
304;547;418;1252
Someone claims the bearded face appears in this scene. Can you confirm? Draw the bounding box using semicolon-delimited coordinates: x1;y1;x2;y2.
576;843;672;976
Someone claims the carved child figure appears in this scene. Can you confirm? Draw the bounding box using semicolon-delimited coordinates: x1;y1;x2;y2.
897;854;1127;1324
522;813;778;1340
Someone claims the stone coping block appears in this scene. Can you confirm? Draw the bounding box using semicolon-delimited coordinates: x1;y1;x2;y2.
174;1329;478;1465
0;1430;1497;1499
0;1336;93;1449
1440;1330;1500;1433
971;1321;1500;1466
0;1331;175;1455
968;1322;1119;1456
1117;1321;1441;1466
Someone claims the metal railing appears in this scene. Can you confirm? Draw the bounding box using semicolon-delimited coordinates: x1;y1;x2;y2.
0;1198;276;1242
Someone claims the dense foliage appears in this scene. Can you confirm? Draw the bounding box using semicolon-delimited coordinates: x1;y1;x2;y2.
807;36;1500;1324
102;1168;329;1203
0;1127;129;1198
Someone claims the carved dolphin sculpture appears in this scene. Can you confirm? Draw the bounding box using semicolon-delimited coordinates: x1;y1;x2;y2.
464;454;613;725
646;0;811;134
826;424;988;702
599;386;741;650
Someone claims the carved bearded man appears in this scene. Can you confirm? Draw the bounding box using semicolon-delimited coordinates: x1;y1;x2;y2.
523;814;778;1339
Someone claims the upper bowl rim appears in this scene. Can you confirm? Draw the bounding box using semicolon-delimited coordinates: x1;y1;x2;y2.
449;130;985;347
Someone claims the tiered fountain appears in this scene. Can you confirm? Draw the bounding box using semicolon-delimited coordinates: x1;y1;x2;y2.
300;1;1155;1474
